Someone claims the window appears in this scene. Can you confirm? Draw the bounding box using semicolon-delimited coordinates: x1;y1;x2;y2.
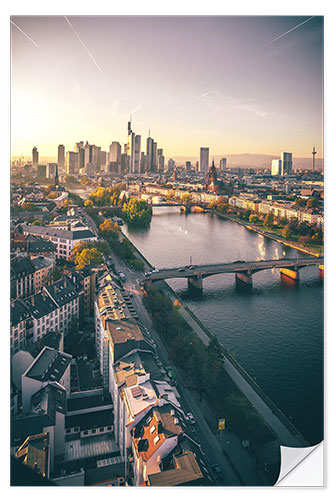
107;426;112;431
99;427;104;432
150;425;156;434
65;428;71;434
74;427;79;432
91;429;96;434
153;435;160;444
83;430;88;436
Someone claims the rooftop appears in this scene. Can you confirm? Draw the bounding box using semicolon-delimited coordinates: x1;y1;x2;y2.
21;224;96;241
11;257;35;278
65;434;119;462
148;451;203;486
65;409;114;431
24;346;72;383
67;393;112;413
106;318;144;345
25;291;58;319
45;277;78;306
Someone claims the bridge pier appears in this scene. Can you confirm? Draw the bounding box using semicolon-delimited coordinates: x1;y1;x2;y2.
280;267;299;281
188;275;203;290
235;271;253;286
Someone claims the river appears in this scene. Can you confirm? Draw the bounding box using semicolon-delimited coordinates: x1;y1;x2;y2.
123;207;324;445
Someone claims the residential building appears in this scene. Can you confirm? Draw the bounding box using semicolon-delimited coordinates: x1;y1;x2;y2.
31;256;54;293
11;257;36;300
20;224;97;260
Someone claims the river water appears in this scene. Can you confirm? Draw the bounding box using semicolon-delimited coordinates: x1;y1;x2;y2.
123;207;323;445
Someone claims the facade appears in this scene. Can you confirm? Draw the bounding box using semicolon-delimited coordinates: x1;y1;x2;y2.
31;256;54;293
271;159;281;176
200;147;209;173
46;163;57;179
220;157;227;171
11;257;36;300
66;151;79;174
32;147;39;170
20;224;97;260
57;145;65;172
109;142;121;166
281;152;293;175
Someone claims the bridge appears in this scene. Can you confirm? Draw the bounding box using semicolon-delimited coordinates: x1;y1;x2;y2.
144;257;324;289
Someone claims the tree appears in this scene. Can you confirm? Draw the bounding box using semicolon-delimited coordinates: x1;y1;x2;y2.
264;213;274;229
46;267;64;284
122;198;152;225
21;202;36;212
75;248;103;270
84;199;93;208
306;197;319;208
181;193;192;204
32;219;42;225
295;197;307;207
282;225;293;240
99;218;120;239
249;214;259;224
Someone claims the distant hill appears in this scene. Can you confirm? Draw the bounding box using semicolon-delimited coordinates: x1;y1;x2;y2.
170;153;323;170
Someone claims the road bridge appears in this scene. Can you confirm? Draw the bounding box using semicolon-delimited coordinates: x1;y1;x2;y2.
144;257;324;289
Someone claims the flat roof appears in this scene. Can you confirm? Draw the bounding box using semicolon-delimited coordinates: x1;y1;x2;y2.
65;409;114;431
107;318;144;345
65;435;119;462
67;393;112;412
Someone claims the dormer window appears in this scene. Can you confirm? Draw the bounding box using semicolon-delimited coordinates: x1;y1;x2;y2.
150;425;156;434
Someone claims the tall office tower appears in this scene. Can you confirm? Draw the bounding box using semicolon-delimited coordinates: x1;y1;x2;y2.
66;151;79;174
168;158;175;170
140;152;146;173
200;147;209;173
100;151;107;172
281;152;293;175
32;147;39;170
312;146;317;172
109;142;122;164
46;163;57;179
185;161;191;171
220;157;227;171
57;145;65;172
158;155;165;172
133;135;141;173
127;120;132;161
124;143;129;155
146;136;154;172
153;142;157;172
195;161;199;172
90;145;101;172
271;159;281;176
78;148;85;171
74;141;84;153
121;153;129;173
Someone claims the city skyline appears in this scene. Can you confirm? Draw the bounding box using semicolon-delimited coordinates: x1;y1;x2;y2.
11;16;323;159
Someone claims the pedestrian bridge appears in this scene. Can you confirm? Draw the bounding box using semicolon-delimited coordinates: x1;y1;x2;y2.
144;256;324;289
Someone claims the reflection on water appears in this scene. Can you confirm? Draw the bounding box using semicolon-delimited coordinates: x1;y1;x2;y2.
123;208;323;445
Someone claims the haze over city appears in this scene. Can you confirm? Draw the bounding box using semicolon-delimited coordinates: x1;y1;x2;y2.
11;15;323;159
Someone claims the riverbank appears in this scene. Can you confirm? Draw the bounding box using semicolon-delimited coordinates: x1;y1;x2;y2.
210;210;323;257
121;227;309;449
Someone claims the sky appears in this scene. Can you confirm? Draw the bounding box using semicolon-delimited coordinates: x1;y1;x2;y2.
10;15;324;160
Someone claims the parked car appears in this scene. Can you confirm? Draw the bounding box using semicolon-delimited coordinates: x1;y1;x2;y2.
211;464;223;479
188;265;196;269
187;413;196;424
178;268;185;272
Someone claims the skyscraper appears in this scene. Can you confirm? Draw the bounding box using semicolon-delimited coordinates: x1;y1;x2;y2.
219;157;227;171
271;159;281;176
32;147;39;170
66;151;79;174
57;145;65;172
281;152;292;175
200;147;209;173
109;142;121;164
146;136;154;172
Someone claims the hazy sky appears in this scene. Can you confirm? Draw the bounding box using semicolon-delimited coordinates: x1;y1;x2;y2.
11;15;323;159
